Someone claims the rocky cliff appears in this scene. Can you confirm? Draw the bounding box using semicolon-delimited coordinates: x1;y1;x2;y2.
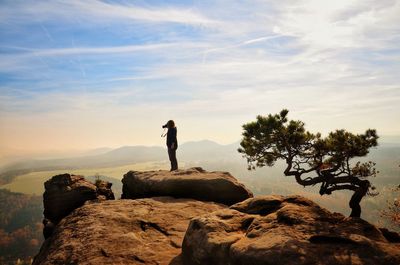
33;168;400;265
41;173;115;239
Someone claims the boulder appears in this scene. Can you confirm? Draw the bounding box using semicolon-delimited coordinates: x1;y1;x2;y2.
43;174;98;225
43;173;115;239
121;167;253;205
182;195;400;265
95;179;115;200
33;197;225;265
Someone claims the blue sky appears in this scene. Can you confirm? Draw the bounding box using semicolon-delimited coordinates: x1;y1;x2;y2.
0;0;400;156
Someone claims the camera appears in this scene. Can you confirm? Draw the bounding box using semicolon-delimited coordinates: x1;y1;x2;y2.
162;120;174;129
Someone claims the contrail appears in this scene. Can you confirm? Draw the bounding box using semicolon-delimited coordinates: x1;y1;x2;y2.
202;35;283;64
40;23;55;43
72;36;87;79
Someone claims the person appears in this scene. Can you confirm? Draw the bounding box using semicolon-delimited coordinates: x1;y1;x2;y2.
163;120;178;171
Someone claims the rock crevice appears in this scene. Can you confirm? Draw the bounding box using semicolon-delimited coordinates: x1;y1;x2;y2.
182;195;400;265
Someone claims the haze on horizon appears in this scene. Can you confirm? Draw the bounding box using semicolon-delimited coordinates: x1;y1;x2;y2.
1;0;400;159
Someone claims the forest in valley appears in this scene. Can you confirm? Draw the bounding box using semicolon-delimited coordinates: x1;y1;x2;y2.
0;189;43;265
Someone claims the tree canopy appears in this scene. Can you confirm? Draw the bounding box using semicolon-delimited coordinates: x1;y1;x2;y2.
238;109;379;217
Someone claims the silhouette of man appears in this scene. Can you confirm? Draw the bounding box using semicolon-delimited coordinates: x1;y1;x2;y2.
163;120;178;171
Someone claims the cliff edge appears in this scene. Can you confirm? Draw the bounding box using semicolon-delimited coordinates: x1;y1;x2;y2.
33;168;400;265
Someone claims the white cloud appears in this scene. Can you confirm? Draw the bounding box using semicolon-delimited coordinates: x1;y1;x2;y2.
272;0;400;50
0;0;218;26
72;0;217;25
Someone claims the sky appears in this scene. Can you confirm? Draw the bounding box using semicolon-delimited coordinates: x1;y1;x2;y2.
0;0;400;158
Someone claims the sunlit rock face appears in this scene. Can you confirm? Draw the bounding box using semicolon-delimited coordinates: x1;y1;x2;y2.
34;170;400;265
33;197;225;265
122;167;253;205
42;173;114;239
43;174;98;225
182;195;400;265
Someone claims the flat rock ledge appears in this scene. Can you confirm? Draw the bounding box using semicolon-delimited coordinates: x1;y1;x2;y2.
33;197;225;265
182;195;400;265
122;167;253;205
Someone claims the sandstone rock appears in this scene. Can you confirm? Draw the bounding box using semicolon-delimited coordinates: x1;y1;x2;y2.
43;174;98;225
33;197;225;265
42;173;115;240
42;218;55;239
182;195;400;265
122;167;253;205
95;179;115;200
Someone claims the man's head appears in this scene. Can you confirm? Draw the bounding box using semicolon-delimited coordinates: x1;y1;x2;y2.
162;120;175;129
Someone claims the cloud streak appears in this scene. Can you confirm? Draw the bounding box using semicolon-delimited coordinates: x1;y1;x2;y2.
0;0;218;26
6;43;205;57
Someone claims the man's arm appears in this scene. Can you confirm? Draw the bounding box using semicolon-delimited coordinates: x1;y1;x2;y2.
171;128;177;149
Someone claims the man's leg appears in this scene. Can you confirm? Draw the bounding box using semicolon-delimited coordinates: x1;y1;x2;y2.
168;148;178;171
168;148;174;171
172;148;178;170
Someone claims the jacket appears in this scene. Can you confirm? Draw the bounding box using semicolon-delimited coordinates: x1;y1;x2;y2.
167;127;178;149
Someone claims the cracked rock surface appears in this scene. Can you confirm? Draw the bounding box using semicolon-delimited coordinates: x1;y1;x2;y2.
33;197;225;265
182;195;400;265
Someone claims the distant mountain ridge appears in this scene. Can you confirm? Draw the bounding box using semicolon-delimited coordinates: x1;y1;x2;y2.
1;140;399;186
0;146;164;185
0;140;240;185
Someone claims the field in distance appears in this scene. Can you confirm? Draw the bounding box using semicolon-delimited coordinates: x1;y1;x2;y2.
0;161;171;197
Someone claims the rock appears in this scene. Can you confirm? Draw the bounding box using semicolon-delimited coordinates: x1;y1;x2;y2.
42;219;55;239
42;173;115;239
43;174;98;226
33;197;225;265
182;195;400;265
379;228;400;243
95;179;115;200
121;167;253;205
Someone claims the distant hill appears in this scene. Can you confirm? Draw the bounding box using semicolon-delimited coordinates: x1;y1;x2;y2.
0;140;399;186
180;140;240;161
0;146;166;185
0;141;240;185
78;147;114;156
